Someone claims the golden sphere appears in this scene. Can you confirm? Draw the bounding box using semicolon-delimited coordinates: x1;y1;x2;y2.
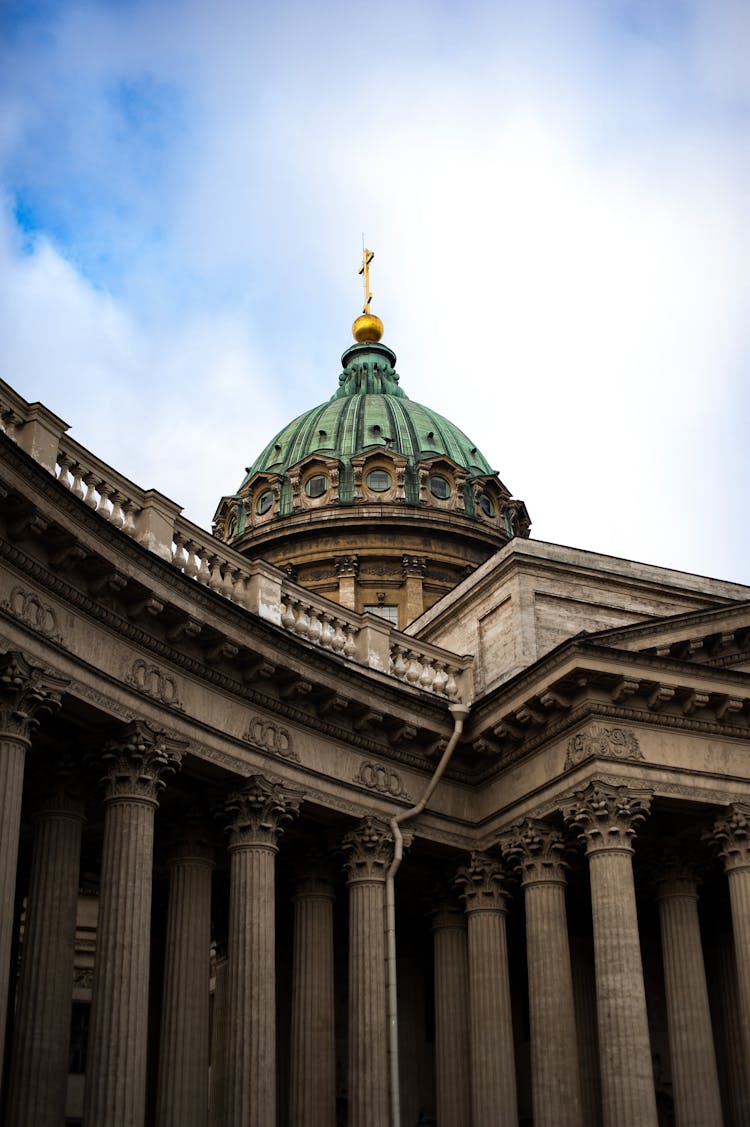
352;314;384;343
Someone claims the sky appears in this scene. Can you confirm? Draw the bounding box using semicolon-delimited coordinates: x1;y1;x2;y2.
1;0;749;585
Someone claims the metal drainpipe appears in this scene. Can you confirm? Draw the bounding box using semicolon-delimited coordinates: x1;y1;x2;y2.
385;700;471;1127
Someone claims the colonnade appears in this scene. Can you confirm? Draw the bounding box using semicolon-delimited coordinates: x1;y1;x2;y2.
2;654;750;1126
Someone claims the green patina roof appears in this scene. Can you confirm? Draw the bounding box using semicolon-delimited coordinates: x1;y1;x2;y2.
241;342;495;486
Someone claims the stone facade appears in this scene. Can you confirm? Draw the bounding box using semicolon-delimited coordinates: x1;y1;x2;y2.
1;375;750;1125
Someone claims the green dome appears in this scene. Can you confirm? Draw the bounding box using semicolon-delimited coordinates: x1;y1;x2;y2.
241;342;495;486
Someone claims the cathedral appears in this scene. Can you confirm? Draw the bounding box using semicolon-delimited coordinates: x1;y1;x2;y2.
0;261;749;1127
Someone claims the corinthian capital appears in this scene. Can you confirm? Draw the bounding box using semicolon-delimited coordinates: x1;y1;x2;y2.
500;818;569;885
0;650;67;744
562;780;652;856
224;774;301;849
454;852;509;912
99;720;182;804
341;816;392;883
708;804;750;874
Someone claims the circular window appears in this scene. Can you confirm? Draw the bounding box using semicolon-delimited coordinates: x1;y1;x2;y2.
366;469;392;493
305;474;329;499
478;493;495;517
256;490;273;515
429;475;451;500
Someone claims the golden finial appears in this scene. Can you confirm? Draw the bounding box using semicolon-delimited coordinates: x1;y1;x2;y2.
352;243;384;343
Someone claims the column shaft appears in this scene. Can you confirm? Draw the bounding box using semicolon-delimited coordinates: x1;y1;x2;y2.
83;798;156;1127
289;879;336;1127
524;880;582;1127
726;866;750;1072
225;844;276;1127
466;909;517;1126
0;737;27;1064
565;782;657;1127
710;928;750;1127
348;877;388;1127
588;848;657;1127
156;852;214;1127
656;878;723;1127
6;795;84;1127
432;908;470;1127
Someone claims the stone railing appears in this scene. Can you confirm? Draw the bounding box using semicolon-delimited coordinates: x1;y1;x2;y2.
0;379;473;701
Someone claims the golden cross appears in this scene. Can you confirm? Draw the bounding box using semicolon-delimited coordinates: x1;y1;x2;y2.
359;247;375;314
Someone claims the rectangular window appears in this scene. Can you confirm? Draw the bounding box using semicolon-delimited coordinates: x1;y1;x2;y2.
364;604;398;625
68;1002;90;1074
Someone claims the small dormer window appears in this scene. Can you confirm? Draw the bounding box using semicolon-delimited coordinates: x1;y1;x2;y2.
366;469;391;493
256;490;274;515
478;492;495;517
305;474;329;499
429;474;451;499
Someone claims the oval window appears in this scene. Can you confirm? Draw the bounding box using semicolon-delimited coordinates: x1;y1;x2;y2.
366;469;391;493
429;474;451;499
256;490;273;515
478;493;495;517
305;474;329;499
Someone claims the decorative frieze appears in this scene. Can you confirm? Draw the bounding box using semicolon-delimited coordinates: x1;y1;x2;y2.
127;659;183;709
353;760;411;801
243;715;299;761
565;723;642;770
4;586;61;641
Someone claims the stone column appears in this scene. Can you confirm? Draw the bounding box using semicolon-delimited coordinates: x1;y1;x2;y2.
83;722;181;1127
289;851;336;1127
402;556;427;623
652;854;723;1127
431;893;471;1127
709;803;750;1079
208;953;228;1127
563;781;657;1127
341;815;392;1127
501;819;582;1127
709;926;750;1127
570;933;602;1127
0;651;65;1065
155;817;215;1127
455;852;518;1127
223;775;300;1127
5;761;85;1127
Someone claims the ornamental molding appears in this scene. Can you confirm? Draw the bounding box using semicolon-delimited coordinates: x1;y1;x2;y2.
353;759;412;802
243;715;299;762
3;585;62;643
127;659;184;710
565;723;642;770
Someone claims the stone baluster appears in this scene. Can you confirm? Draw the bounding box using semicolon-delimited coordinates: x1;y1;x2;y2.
501;819;582;1127
223;775;300;1127
0;652;66;1067
155;816;215;1127
83;722;182;1127
5;760;85;1127
431;892;471;1127
341;816;393;1127
651;851;723;1127
708;803;750;1082
289;850;336;1127
563;781;658;1127
454;852;518;1127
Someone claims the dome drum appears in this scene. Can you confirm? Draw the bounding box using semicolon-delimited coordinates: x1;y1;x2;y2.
213;338;530;627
